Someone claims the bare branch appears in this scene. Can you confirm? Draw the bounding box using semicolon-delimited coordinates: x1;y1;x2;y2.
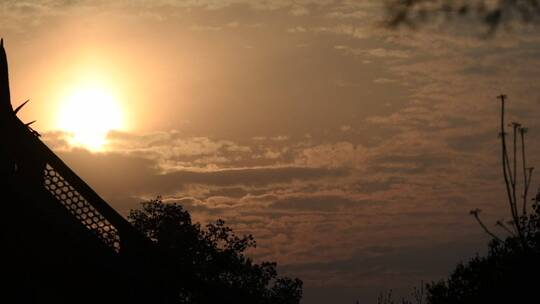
496;219;516;237
512;122;520;218
470;209;503;242
498;95;517;223
497;95;527;249
520;127;531;215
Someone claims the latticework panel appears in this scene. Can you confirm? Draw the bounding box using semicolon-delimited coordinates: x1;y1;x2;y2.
43;164;121;252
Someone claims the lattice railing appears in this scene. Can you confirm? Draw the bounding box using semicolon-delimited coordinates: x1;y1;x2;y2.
43;163;121;252
5;115;151;256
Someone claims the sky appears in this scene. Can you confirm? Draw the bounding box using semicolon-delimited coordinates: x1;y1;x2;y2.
3;1;540;303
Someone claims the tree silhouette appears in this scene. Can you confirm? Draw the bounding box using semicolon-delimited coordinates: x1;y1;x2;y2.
128;197;303;304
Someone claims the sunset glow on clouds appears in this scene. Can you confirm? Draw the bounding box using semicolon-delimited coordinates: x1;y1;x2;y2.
3;1;540;302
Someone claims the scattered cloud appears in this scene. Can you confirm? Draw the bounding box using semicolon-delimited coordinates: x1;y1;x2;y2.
13;1;540;303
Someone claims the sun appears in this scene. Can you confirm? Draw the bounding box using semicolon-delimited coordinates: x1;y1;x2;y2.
57;85;124;151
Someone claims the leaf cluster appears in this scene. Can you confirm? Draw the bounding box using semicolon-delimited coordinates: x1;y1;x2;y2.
385;0;540;32
128;197;302;304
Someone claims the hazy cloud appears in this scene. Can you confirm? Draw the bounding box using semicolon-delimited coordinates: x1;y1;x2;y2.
14;1;540;303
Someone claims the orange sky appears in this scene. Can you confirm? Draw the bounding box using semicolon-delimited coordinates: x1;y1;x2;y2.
3;1;540;303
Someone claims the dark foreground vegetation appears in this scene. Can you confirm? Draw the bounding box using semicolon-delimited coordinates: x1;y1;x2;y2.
378;195;540;304
128;197;303;304
376;95;540;304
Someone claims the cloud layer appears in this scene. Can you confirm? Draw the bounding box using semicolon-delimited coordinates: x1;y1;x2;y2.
5;1;540;303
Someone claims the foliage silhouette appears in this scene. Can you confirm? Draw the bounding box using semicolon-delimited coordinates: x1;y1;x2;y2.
385;0;540;33
128;197;303;304
375;286;425;304
426;197;540;303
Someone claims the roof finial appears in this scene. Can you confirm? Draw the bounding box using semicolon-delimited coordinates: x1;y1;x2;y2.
0;38;13;115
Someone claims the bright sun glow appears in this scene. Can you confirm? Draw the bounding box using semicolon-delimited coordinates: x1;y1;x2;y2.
57;86;124;151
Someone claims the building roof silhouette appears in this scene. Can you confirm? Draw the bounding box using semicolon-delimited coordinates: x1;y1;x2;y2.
0;40;171;303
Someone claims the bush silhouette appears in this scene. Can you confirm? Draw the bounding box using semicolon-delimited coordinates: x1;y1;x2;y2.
426;204;540;303
128;197;302;304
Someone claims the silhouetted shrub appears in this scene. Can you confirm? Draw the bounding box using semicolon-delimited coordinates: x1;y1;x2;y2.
427;201;540;303
128;197;302;304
